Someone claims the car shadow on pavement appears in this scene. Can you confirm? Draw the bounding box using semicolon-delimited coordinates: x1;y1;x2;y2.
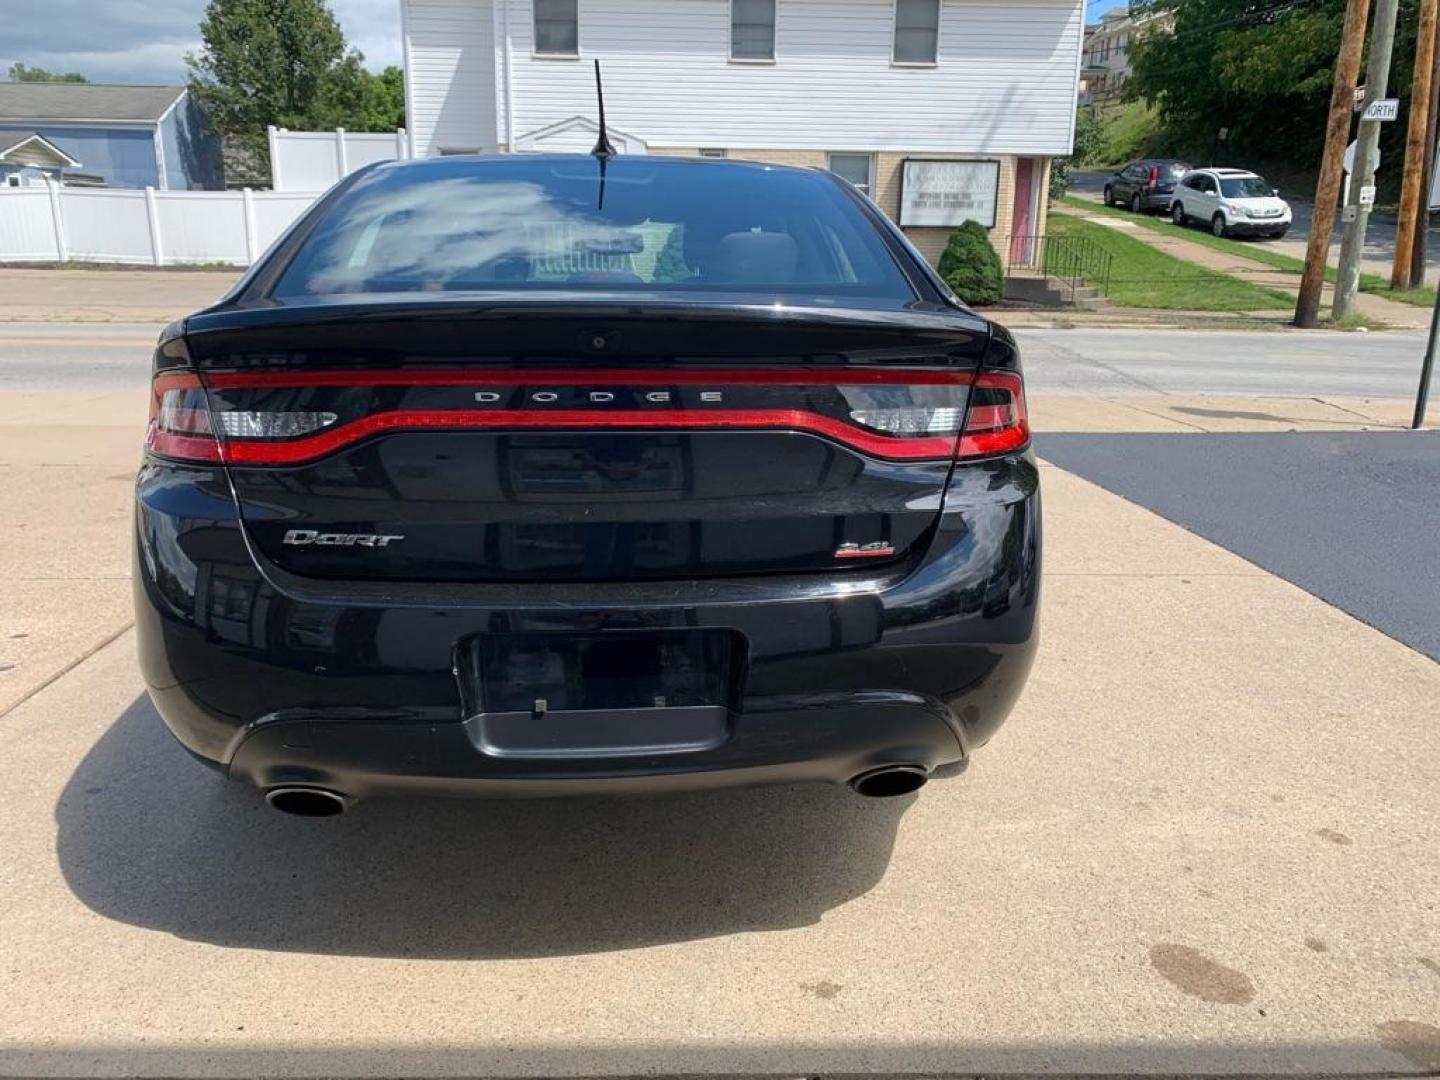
55;695;913;960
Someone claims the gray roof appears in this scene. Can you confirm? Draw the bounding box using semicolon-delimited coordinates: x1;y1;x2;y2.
0;130;36;153
0;83;186;124
0;130;82;165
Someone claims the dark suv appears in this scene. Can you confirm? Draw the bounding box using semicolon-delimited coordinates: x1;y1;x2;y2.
134;154;1040;815
1104;159;1192;213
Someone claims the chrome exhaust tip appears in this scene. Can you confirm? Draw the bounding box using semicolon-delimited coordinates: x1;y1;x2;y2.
265;787;351;817
849;764;928;798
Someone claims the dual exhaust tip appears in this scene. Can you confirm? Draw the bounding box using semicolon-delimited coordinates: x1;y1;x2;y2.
265;765;926;814
265;786;351;817
848;764;928;798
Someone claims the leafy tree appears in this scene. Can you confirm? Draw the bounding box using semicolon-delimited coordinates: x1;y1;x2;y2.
1050;105;1105;199
1128;0;1422;182
8;63;88;83
186;0;381;162
938;221;1004;305
653;225;691;282
359;66;407;131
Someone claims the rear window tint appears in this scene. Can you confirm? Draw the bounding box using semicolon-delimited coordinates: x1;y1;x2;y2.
271;157;915;302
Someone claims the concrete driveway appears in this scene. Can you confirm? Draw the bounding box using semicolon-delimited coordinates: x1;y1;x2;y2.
1;320;1439;1077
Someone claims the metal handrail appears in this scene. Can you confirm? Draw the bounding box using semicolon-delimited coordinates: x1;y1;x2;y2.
1011;233;1113;304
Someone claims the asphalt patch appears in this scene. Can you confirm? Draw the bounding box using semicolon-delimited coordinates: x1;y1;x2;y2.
1036;431;1440;661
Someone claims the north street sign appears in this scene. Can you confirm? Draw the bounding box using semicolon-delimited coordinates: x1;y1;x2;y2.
1362;98;1400;122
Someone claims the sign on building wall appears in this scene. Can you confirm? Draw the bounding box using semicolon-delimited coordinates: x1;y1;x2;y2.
898;159;1000;228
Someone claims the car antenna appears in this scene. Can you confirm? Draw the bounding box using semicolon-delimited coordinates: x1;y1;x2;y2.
590;59;617;160
590;59;616;210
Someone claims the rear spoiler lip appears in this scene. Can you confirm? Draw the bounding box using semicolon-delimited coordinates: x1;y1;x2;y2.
182;292;991;339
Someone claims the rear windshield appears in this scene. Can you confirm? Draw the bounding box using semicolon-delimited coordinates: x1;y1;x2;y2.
271;157;915;301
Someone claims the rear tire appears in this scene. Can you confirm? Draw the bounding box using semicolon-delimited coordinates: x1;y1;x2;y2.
1172;202;1187;227
1131;193;1143;214
1211;213;1229;238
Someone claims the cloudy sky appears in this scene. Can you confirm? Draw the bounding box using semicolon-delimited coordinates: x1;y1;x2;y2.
2;0;402;85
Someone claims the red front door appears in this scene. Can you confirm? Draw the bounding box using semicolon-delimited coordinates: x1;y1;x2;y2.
1009;158;1036;266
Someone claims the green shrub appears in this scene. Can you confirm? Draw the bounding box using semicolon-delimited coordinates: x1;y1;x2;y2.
937;221;1004;305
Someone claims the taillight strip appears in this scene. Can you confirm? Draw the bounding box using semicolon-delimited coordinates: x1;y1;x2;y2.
200;366;975;389
220;408;959;465
146;367;1029;466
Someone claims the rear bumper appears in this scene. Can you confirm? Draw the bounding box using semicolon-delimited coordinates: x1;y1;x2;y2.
134;454;1041;798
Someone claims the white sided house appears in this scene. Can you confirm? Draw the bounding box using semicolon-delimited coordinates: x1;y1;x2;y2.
400;0;1084;268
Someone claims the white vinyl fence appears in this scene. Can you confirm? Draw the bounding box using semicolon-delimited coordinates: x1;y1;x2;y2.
268;126;410;192
0;183;318;266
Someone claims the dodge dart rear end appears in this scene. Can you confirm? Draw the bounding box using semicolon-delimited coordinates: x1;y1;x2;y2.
133;154;1040;814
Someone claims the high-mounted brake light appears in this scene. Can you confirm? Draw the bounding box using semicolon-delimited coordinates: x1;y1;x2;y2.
956;371;1029;459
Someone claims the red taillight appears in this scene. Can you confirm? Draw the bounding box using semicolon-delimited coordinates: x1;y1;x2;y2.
145;372;222;463
146;371;342;464
956;371;1029;459
1147;164;1158;188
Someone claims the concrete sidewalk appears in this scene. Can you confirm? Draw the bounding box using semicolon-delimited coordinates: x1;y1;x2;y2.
0;267;234;324
3;527;1438;1074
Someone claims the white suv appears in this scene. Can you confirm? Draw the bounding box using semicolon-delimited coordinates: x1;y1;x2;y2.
1170;168;1291;239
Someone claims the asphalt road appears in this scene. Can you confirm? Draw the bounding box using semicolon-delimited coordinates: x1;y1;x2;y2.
1037;431;1440;661
1;322;1431;401
1017;327;1430;399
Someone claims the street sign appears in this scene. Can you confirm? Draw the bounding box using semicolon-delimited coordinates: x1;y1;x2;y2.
1429;132;1440;210
1354;84;1367;110
1359;185;1377;206
1362;98;1400;122
1343;140;1382;173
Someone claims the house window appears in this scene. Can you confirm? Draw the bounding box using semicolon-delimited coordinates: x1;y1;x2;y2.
894;0;940;64
731;0;776;60
699;148;727;158
534;0;579;56
828;153;873;195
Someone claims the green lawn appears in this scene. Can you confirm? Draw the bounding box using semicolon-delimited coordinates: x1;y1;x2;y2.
1059;195;1437;308
1047;212;1293;311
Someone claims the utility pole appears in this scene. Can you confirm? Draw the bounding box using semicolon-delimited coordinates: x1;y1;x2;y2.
1334;0;1401;320
1393;0;1438;288
1409;11;1440;285
1296;0;1371;327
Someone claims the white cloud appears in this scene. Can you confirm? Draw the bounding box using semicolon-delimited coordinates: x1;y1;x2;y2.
1;0;400;85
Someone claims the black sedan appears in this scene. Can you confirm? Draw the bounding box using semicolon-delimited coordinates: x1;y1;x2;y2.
134;153;1040;814
1104;158;1193;213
